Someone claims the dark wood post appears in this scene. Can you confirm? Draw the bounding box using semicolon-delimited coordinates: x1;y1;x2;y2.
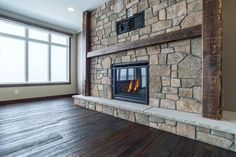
202;0;223;120
82;11;91;96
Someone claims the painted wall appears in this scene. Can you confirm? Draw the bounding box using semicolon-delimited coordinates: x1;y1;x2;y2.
223;0;236;111
0;11;78;101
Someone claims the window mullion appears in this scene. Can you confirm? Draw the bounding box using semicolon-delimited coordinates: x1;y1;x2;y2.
48;34;51;82
25;28;29;83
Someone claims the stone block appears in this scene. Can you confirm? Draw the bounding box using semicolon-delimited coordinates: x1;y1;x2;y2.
102;57;112;69
174;45;190;54
181;11;202;28
88;103;96;110
153;2;168;13
179;88;193;98
117;109;136;122
159;9;166;20
102;106;114;116
150;77;162;93
162;77;170;86
197;132;233;149
126;0;138;9
166;94;179;101
135;113;149;125
135;48;147;56
171;79;180;87
150;65;170;77
160;99;176;109
191;37;202;58
163;87;178;94
161;48;174;54
188;0;202;14
178;55;202;78
138;0;149;12
149;55;158;64
177;122;195;139
181;79;201;88
169;39;190;47
165;120;176;126
177;98;202;113
152;20;172;32
122;56;131;63
196;126;211;133
101;77;111;85
211;130;234;140
149;122;158;128
149;98;160;107
158;54;167;64
167;1;187;19
157;123;176;134
168;53;185;65
137;56;149;61
95;104;103;113
114;0;124;13
149;116;164;123
193;86;202;102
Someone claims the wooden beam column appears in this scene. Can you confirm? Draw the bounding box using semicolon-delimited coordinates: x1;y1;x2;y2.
202;0;223;119
82;11;91;96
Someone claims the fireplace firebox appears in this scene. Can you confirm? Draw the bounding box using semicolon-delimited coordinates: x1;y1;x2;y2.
112;62;149;105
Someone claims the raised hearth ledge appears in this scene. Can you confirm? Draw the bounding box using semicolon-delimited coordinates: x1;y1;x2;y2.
87;25;202;58
73;95;236;135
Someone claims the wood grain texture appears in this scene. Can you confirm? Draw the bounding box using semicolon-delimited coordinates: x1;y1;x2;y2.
202;0;223;120
0;97;235;157
87;25;202;58
82;11;91;96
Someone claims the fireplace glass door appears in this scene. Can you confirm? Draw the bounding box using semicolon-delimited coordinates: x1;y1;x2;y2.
112;62;148;104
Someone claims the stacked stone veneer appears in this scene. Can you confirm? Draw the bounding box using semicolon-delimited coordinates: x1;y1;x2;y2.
74;99;236;151
90;0;202;50
91;37;202;114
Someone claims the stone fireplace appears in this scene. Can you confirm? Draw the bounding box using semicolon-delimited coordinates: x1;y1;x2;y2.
74;0;236;152
112;62;149;104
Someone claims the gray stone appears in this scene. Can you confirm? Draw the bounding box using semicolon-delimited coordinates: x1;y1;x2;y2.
117;109;136;122
160;99;176;109
101;77;111;85
158;54;167;64
96;104;103;112
145;8;153;20
171;79;180;87
135;113;149;125
181;79;201;88
181;11;202;28
179;88;193;98
166;94;179;101
211;130;234;140
153;2;168;13
174;45;190;54
168;53;185;64
102;107;114;116
188;0;202;14
193;86;202;102
196;126;211;133
173;15;186;26
163;87;178;94
138;0;149;12
149;116;164;123
165;120;176;126
136;48;147;56
102;57;112;69
159;9;166;20
126;0;138;9
169;39;190;47
178;55;202;78
157;123;176;134
167;1;187;19
161;48;174;54
150;77;162;93
177;122;195;139
149;54;158;64
150;65;170;77
191;37;202;58
122;56;131;62
197;132;233;149
152;20;172;32
149;98;159;107
147;45;161;54
114;0;124;13
162;77;170;86
177;98;202;113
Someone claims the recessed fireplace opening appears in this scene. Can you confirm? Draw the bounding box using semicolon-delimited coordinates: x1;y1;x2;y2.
112;62;149;105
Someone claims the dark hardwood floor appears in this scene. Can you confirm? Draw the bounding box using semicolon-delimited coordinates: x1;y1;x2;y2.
0;97;235;157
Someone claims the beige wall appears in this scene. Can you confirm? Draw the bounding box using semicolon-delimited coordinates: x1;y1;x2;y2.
0;35;77;101
223;0;236;111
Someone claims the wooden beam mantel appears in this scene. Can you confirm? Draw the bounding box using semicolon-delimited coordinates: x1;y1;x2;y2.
87;25;201;58
202;0;223;120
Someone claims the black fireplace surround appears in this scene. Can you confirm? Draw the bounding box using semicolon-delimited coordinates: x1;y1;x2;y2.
112;62;149;105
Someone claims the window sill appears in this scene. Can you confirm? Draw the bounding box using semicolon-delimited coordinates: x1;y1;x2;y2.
0;82;71;87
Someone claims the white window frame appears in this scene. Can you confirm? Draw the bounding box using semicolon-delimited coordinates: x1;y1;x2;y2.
0;18;71;87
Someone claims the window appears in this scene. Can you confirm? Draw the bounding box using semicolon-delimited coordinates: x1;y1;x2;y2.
0;19;71;85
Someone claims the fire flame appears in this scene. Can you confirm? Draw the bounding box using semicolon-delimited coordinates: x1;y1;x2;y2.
127;79;140;93
133;79;140;93
127;80;133;92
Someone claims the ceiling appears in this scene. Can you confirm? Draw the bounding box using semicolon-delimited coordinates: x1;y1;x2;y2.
0;0;109;33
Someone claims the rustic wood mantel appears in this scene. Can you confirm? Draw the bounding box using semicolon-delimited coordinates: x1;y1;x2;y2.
87;25;202;58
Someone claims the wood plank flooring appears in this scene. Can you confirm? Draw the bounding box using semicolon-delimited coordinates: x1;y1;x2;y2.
0;97;235;157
